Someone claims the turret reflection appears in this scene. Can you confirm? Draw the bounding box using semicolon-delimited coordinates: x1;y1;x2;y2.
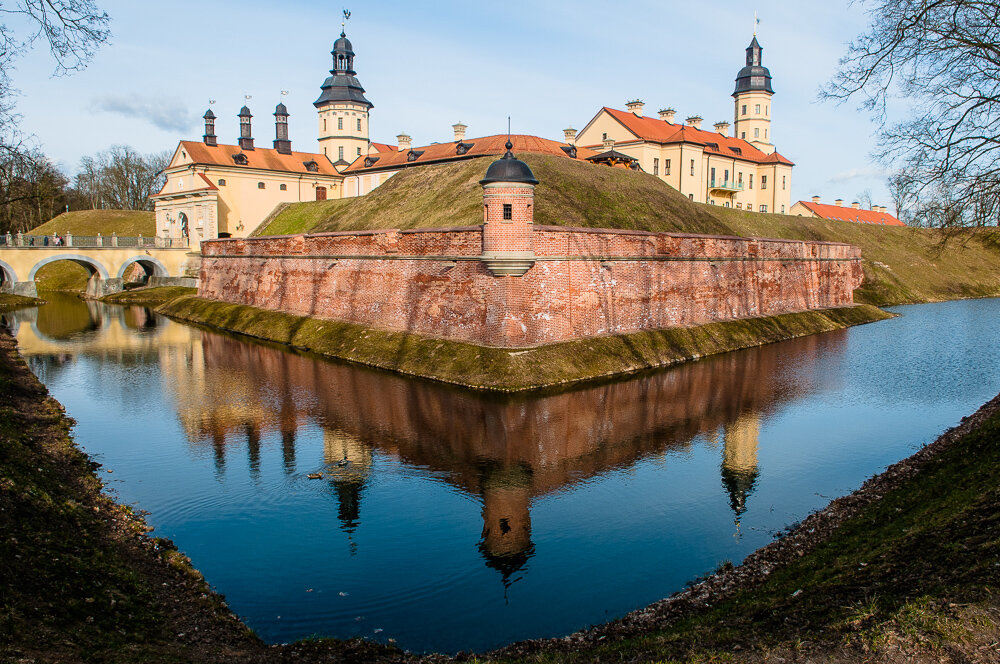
171;328;845;584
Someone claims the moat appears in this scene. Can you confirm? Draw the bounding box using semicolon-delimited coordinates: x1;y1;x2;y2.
4;293;1000;654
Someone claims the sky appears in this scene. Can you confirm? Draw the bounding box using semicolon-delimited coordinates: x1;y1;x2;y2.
10;0;896;209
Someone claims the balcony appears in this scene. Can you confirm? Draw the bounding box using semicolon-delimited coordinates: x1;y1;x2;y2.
709;179;744;194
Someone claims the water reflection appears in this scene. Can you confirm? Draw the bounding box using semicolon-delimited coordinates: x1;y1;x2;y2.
170;327;840;582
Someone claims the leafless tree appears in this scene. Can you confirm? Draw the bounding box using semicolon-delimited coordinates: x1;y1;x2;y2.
824;0;1000;227
73;145;168;210
855;188;874;211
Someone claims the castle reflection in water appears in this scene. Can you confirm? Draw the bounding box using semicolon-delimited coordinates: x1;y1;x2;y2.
9;298;844;585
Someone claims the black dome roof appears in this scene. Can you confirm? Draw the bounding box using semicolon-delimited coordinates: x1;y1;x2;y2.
274;102;288;116
333;31;353;55
733;36;774;96
480;142;539;185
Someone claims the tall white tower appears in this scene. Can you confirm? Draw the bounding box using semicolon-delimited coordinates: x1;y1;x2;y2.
314;28;372;168
732;36;775;155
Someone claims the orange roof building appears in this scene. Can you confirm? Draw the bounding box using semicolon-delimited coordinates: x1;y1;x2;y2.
790;198;904;226
573;35;794;214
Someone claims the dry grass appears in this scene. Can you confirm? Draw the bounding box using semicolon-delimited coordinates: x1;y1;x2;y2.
30;210;155;237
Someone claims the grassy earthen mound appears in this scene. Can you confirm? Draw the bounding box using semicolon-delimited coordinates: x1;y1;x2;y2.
255;154;1000;308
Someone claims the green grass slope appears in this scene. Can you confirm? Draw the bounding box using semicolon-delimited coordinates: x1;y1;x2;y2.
255;155;1000;307
31;209;155;237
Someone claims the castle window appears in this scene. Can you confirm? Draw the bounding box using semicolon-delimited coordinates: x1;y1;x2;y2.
653;158;659;175
729;147;742;155
710;167;716;184
690;159;695;176
218;179;226;186
503;203;512;220
755;104;761;114
338;117;343;130
765;129;768;140
761;175;768;189
781;205;786;214
258;182;265;189
233;153;248;165
602;132;607;141
749;174;754;189
760;204;768;213
724;201;730;208
338;146;344;160
304;160;319;172
279;184;287;191
665;159;671;175
741;132;746;139
724;169;729;183
357;147;362;156
357;118;362;131
738;172;743;185
747;204;753;211
754;128;760;138
741;105;747;116
689;193;694;200
782;175;786;190
737;202;742;209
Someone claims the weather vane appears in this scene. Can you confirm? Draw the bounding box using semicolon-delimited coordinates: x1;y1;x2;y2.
281;90;288;97
209;99;216;106
245;94;252;102
342;8;351;30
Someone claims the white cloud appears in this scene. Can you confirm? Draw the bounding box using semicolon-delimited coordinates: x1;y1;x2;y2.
89;94;195;133
826;167;887;184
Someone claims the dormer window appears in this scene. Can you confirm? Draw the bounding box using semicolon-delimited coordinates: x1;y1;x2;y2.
406;150;424;162
456;142;475;156
705;142;719;151
560;145;577;159
233;153;248;165
364;156;380;168
303;160;319;172
729;147;742;155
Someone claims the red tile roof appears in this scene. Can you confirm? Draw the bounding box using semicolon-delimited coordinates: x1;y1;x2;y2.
798;201;905;226
151;171;220;198
343;134;596;174
369;142;397;153
593;107;795;166
175;141;340;176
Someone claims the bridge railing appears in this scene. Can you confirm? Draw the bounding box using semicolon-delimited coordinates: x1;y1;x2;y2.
1;233;189;249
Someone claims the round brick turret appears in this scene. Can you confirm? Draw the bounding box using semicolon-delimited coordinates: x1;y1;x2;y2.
480;141;537;277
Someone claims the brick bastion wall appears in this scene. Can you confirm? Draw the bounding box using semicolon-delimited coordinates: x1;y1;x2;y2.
197;225;863;349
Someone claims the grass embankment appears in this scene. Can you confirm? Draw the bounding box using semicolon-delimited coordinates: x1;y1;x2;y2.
158;295;891;392
27;210;156;292
0;293;44;311
493;395;1000;663
101;286;197;306
255;154;1000;308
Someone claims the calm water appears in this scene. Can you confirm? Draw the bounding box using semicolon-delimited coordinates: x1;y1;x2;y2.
4;293;1000;653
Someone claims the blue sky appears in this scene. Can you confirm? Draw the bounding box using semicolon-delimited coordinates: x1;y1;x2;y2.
11;0;895;208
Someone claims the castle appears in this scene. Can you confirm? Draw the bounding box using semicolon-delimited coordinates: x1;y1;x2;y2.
152;27;795;245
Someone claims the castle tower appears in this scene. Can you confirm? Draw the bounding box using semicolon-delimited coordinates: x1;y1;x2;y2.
202;109;217;146
237;106;254;151
314;28;373;168
732;36;775;155
478;464;534;588
273;102;292;154
479;141;538;277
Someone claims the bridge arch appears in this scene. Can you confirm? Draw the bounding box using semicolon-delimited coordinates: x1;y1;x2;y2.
116;255;169;280
0;258;19;286
28;254;110;282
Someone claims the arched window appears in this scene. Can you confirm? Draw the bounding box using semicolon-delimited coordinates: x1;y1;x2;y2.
279;183;287;191
258;182;265;189
217;179;226;186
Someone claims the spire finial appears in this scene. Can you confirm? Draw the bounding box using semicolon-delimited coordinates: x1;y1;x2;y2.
506;116;512;152
753;10;759;36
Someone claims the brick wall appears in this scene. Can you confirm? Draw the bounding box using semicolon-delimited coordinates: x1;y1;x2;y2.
199;225;863;348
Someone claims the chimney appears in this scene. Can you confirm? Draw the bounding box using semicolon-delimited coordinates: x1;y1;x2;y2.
202;109;217;146
851;201;861;209
686;115;703;130
714;121;730;136
659;108;676;123
452;121;467;142
603;138;615;152
625;99;645;117
811;195;821;203
273;103;291;154
396;132;412;152
563;127;577;145
835;198;844;207
238;106;254;151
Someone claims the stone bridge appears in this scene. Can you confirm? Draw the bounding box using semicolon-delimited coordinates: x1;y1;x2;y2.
0;235;197;297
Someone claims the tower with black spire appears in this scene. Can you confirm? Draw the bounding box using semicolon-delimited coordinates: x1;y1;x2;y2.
732;35;775;154
314;17;373;168
273;102;292;154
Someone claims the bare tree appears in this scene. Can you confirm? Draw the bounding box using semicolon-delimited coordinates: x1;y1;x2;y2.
73;145;168;210
855;188;874;211
824;0;1000;227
